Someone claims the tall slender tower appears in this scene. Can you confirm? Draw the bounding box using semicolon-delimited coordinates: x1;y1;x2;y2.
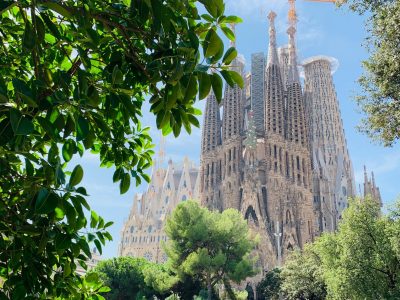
251;53;266;134
200;91;222;210
220;24;245;210
303;56;355;231
265;12;285;138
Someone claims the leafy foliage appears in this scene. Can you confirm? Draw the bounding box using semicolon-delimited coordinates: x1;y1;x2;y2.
256;268;282;300
164;200;257;300
280;247;326;300
0;0;243;298
92;257;163;299
314;196;400;299
341;0;400;145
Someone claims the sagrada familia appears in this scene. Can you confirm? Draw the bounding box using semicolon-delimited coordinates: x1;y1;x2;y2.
119;1;383;277
200;8;355;270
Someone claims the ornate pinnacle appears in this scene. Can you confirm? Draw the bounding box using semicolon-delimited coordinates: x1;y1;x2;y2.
267;11;278;66
268;11;277;22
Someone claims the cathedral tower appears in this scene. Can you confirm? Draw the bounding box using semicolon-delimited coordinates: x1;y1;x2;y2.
303;56;355;231
200;91;222;210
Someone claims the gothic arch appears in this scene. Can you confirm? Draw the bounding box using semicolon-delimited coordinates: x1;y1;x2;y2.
244;205;259;226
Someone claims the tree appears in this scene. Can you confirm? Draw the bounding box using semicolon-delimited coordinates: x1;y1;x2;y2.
0;0;242;298
314;196;400;299
340;0;400;145
256;269;282;300
280;247;326;300
92;257;170;300
164;200;257;300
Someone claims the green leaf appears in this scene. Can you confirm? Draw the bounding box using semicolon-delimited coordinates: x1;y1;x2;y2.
35;16;46;44
211;73;223;102
222;16;243;24
120;173;131;194
104;221;114;229
69;165;84;187
112;65;124;85
113;168;124;183
76;187;88;196
25;158;34;176
90;210;99;228
188;115;200;128
220;70;235;87
55;207;65;219
63;262;71;277
198;73;211;100
204;29;223;58
22;22;35;50
229;70;244;88
42;2;73;19
222;47;238;65
199;0;224;18
76;116;89;141
62;139;76;162
94;239;102;255
35;189;58;214
10;109;34;135
201;14;215;22
184;75;198;102
12;79;36;107
40;12;61;39
85;272;99;283
221;26;235;41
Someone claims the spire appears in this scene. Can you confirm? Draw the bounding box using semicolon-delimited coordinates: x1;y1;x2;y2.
201;91;221;153
371;171;376;188
285;12;306;144
267;11;279;66
287;26;300;83
364;165;368;185
265;11;285;136
222;26;244;141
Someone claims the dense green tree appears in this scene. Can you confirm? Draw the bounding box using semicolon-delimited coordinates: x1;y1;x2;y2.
256;269;281;300
280;247;326;300
0;0;242;298
341;0;400;145
92;256;172;300
164;200;257;300
314;196;400;299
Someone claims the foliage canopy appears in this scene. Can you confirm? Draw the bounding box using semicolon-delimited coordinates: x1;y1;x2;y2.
164;200;257;300
341;0;400;145
0;0;242;298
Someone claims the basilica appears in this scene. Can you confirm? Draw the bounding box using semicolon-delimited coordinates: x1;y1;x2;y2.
199;7;355;271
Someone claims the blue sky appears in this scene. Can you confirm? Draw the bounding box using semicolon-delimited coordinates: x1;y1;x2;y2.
74;0;400;258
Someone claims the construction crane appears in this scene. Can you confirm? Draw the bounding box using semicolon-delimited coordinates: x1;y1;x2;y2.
305;0;337;2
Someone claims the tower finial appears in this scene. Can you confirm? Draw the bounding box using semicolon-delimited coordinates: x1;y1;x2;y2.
267;11;278;66
287;25;299;83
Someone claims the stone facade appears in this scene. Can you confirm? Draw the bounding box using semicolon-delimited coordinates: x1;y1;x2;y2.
363;165;382;207
118;157;200;262
303;56;355;232
199;10;355;274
